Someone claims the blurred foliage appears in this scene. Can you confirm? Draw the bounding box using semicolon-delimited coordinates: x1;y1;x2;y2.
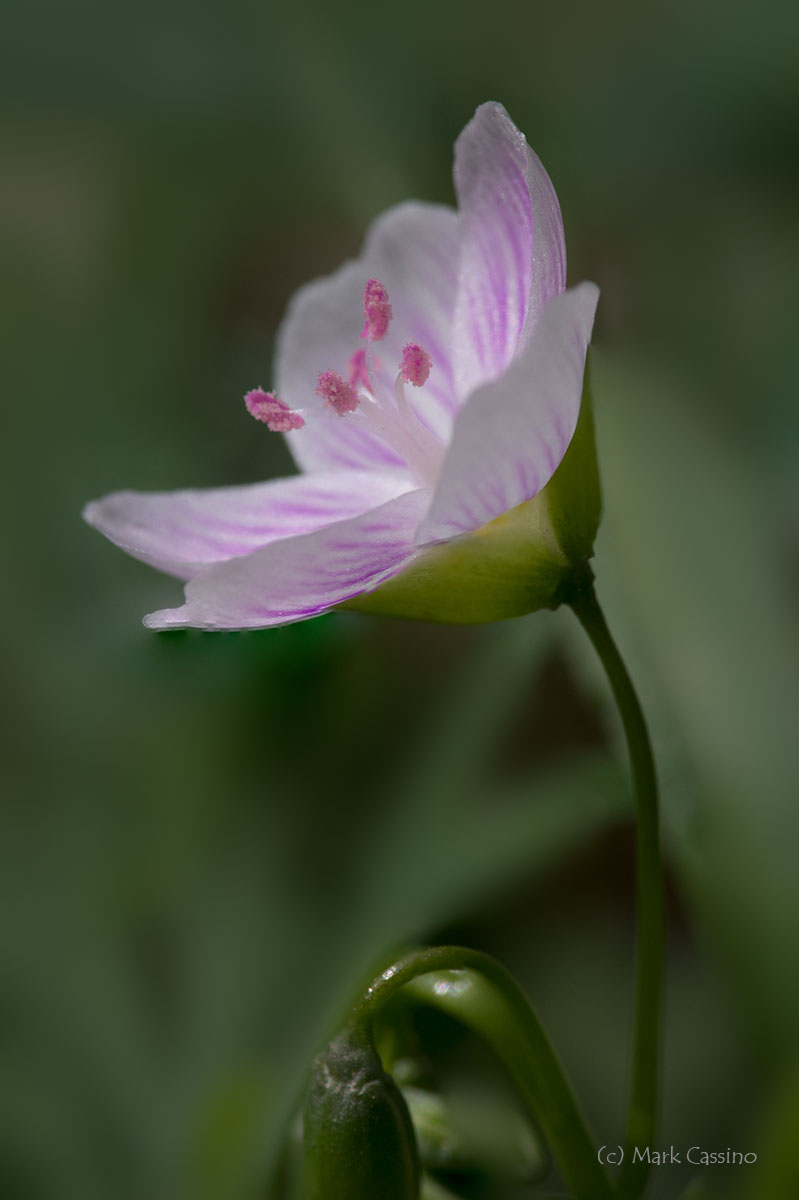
1;0;797;1197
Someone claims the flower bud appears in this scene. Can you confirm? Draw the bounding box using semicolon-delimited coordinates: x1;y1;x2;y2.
303;1027;420;1200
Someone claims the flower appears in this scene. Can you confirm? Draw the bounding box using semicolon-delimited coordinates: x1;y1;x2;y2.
84;103;600;630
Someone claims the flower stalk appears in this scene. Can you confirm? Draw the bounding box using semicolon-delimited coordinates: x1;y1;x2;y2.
570;585;665;1200
310;581;664;1200
353;946;615;1200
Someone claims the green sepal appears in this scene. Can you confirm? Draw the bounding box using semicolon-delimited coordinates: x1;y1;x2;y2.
303;1026;420;1200
339;357;600;624
339;491;569;623
545;351;601;569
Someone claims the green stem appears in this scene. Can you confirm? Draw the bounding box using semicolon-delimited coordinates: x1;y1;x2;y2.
570;585;665;1199
353;945;615;1200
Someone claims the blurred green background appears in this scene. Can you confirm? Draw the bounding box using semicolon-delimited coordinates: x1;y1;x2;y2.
2;0;797;1197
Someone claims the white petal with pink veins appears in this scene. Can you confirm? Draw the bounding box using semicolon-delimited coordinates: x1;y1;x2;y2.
452;101;567;401
144;488;431;630
416;283;598;545
83;469;415;580
275;258;401;473
360;201;461;440
278;202;460;474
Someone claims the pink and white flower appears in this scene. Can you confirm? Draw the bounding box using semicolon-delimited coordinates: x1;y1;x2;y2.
84;103;599;630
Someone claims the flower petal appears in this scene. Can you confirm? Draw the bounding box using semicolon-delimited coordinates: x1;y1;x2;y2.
83;469;414;581
415;283;599;545
362;201;461;441
144;488;431;630
276;259;400;473
277;202;460;472
452;101;567;400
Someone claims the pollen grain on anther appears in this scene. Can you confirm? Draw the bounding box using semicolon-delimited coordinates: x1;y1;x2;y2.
244;388;305;432
315;370;359;416
361;278;393;342
399;343;433;388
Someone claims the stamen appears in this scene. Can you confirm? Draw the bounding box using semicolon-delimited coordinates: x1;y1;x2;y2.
244;388;305;432
399;343;433;388
249;288;443;487
347;348;371;390
348;396;442;485
315;370;359;416
361;278;392;342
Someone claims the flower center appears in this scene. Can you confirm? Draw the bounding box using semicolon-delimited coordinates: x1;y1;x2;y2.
245;279;445;488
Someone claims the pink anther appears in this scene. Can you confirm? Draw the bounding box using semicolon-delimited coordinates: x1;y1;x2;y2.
315;370;359;416
361;277;393;342
347;348;371;391
244;389;305;432
399;343;433;388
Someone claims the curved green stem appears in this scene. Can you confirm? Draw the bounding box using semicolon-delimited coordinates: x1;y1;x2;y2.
354;945;615;1200
570;586;665;1199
